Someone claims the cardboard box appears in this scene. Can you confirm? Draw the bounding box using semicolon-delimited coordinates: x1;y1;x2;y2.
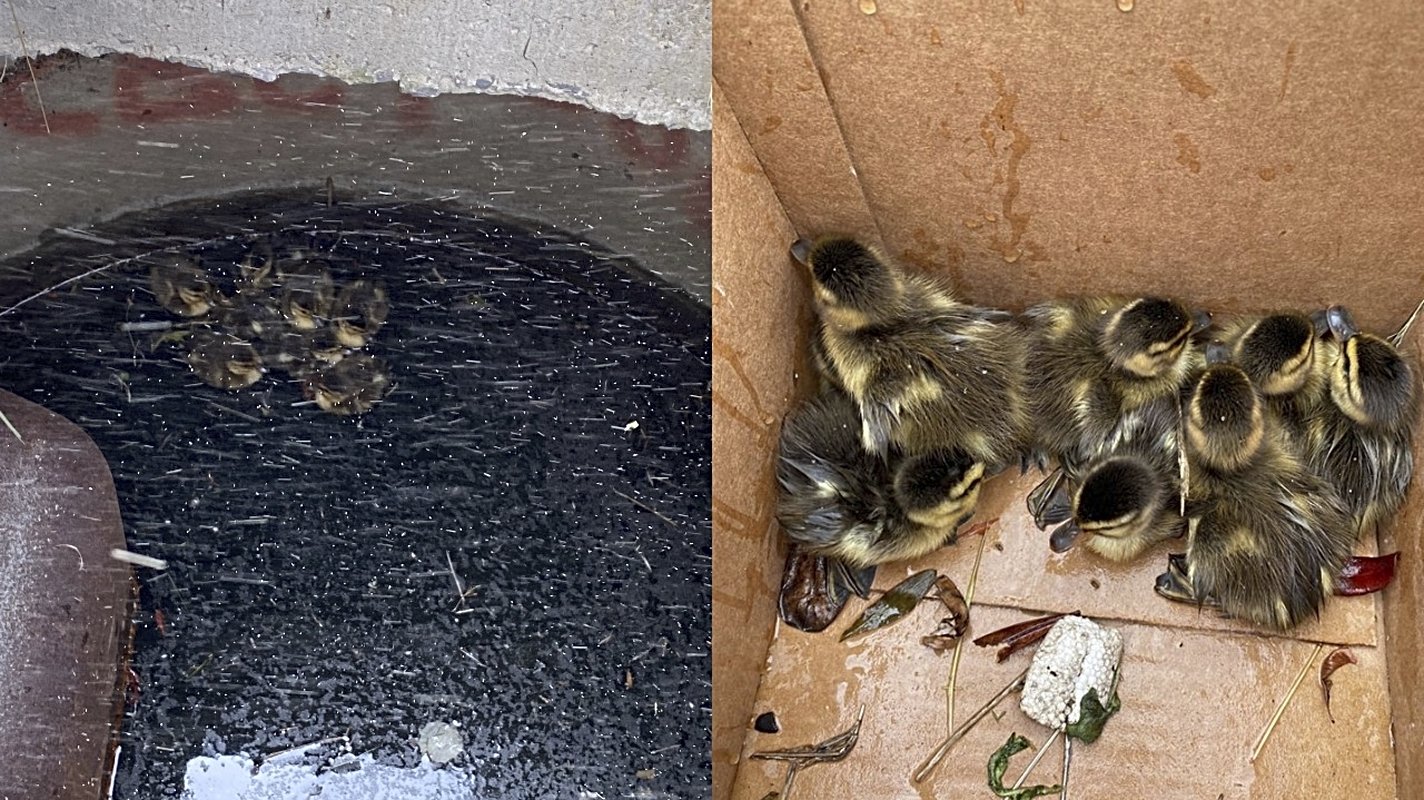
711;3;1424;797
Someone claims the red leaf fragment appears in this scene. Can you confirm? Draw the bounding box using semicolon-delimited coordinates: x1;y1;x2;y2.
972;611;1080;662
1320;647;1357;724
1334;552;1400;596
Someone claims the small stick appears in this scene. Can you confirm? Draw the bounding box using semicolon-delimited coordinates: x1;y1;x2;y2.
1011;726;1062;790
1249;642;1324;763
945;520;995;735
0;408;22;442
913;666;1030;783
612;488;678;528
1060;733;1072;800
1390;297;1424;347
6;0;49;134
110;548;168;570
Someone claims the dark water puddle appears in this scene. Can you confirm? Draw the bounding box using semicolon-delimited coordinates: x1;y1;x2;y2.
0;190;710;798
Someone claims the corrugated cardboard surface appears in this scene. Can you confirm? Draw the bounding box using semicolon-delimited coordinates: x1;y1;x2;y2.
712;2;1420;797
710;79;816;800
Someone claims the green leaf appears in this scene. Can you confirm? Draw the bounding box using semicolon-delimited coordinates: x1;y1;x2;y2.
986;733;1063;800
839;569;937;641
1065;688;1121;744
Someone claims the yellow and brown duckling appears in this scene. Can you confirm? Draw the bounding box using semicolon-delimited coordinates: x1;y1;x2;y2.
1217;310;1332;444
1307;305;1419;536
331;279;390;348
276;255;336;331
186;329;265;391
1022;295;1209;528
302;351;391;416
776;386;985;570
1156;352;1355;631
235;238;277;296
1049;397;1185;562
150;254;222;318
791;235;1030;475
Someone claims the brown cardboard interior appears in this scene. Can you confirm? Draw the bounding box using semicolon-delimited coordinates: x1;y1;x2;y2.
712;2;1423;797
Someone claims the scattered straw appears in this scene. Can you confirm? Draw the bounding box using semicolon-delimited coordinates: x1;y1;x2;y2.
1249;642;1324;763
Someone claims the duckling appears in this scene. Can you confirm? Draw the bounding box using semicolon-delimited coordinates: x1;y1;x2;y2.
1216;311;1331;443
1051;398;1185;561
255;326;344;377
235;238;276;296
150;254;221;317
1022;295;1209;527
1156;359;1355;631
1307;305;1419;536
303;352;390;415
776;386;985;570
791;236;1029;473
276;255;336;331
186;329;265;390
331;279;390;348
217;294;284;342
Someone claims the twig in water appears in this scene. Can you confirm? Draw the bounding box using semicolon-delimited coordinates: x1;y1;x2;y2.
56;543;84;570
445;550;477;612
612;488;677;528
6;0;48;134
1249;642;1324;763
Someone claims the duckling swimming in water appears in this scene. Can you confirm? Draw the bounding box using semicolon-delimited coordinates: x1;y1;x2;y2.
775;386;985;569
1156;356;1355;631
276;255;336;331
1307;305;1419;536
331;279;390;348
150;254;221;318
303;351;390;415
186;329;264;390
791;235;1030;474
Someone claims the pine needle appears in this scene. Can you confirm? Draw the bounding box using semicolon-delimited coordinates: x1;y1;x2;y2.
945;519;995;734
1249;642;1323;763
6;0;49;134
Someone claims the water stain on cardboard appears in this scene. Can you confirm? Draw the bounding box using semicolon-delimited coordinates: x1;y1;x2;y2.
982;71;1035;263
1172;60;1218;99
1175;132;1202;174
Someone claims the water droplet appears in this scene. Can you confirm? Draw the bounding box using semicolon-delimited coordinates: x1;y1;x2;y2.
1117;0;1134;11
859;0;878;14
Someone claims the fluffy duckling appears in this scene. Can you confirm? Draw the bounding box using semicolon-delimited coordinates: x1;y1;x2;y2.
1025;295;1208;468
1050;398;1185;561
150;254;221;318
1157;358;1355;631
791;236;1030;473
186;329;264;390
1022;295;1208;527
1308;305;1419;536
1217;311;1331;443
303;352;390;415
257;327;345;377
277;255;336;331
236;238;276;296
331;279;390;348
776;386;985;569
217;295;284;342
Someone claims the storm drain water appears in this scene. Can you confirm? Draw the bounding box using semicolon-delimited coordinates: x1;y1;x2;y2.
0;190;711;798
